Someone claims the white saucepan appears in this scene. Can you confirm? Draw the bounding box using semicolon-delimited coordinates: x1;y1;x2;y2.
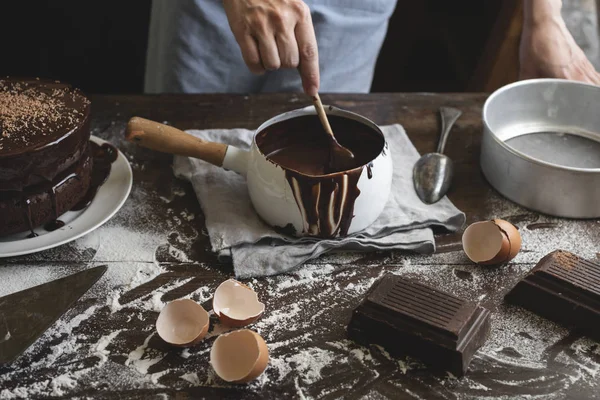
126;105;392;238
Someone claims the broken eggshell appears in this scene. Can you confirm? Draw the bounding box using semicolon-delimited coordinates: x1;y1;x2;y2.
210;329;269;383
156;299;210;347
213;279;265;327
462;219;522;265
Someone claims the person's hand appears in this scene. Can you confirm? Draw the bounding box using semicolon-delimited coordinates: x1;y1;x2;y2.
519;16;600;85
222;0;320;95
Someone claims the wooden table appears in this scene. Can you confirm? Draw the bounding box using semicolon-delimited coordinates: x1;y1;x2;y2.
1;93;599;399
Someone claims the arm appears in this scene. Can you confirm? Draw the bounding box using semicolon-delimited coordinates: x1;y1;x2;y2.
222;0;320;96
519;0;600;84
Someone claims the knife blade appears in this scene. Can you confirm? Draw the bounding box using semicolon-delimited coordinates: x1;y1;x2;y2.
0;264;108;364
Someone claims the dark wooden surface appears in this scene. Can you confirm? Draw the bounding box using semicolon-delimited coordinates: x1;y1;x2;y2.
1;93;599;399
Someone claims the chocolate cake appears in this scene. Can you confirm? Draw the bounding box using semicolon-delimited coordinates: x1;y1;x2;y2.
0;78;92;236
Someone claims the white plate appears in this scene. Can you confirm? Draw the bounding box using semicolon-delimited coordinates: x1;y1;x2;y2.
0;136;133;257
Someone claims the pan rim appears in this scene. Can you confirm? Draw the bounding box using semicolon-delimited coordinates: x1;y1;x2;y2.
483;78;600;174
253;105;387;178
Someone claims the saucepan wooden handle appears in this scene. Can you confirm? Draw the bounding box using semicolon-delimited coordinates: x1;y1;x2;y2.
125;117;228;167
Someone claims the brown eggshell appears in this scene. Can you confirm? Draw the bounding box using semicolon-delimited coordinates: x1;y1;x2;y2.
210;329;269;383
492;219;522;261
479;233;511;265
216;313;262;328
156;299;210;347
462;220;510;265
212;279;265;327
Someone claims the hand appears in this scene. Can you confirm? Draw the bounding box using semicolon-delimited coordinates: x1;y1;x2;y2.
519;16;600;85
222;0;320;95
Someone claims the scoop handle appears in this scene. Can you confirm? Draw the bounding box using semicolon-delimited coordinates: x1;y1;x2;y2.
312;94;336;140
125;117;228;167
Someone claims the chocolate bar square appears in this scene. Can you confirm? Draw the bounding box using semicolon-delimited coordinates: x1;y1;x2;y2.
347;273;491;377
505;250;600;340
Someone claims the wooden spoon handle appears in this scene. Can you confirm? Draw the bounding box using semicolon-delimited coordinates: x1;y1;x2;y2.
125;117;228;167
312;94;336;140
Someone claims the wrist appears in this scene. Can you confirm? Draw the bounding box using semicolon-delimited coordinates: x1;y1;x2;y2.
523;0;563;27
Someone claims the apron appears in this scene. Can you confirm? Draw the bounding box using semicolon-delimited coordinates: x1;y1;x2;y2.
144;0;397;93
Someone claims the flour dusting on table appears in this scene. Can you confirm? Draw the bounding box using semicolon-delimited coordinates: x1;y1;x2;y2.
0;178;598;399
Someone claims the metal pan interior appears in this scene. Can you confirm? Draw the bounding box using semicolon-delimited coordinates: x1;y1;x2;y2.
483;79;600;172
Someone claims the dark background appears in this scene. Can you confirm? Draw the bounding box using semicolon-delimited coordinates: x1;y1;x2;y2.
0;1;505;94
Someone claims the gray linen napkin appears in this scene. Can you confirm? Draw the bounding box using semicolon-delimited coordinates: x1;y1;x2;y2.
173;124;465;278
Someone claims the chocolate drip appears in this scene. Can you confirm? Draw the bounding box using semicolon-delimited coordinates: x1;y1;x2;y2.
1;140;117;238
255;114;385;238
17;167;81;237
98;143;118;163
285;168;363;238
71;142;117;211
366;162;374;179
44;172;78;231
44;220;65;231
526;222;558;230
21;198;37;238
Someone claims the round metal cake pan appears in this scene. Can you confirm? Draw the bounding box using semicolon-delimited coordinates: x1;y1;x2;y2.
482;79;600;218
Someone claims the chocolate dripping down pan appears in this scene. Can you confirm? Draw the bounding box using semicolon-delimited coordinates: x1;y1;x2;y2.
481;79;600;218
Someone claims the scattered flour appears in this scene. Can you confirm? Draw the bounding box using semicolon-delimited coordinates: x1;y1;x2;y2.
272;263;336;290
50;374;77;397
28;305;99;368
180;211;195;222
0;264;57;297
180;372;200;386
92;330;123;363
125;332;164;375
74;225;166;263
469;382;491;391
1;187;598;399
286;348;343;385
180;348;191;359
479;306;569;370
103;262;167;313
295;377;309;400
167;244;192;262
1;332;11;343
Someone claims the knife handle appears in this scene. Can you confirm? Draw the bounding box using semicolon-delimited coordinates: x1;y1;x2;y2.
125;117;228;167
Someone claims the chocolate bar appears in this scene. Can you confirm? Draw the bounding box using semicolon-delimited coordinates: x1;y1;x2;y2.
505;250;600;340
347;273;491;377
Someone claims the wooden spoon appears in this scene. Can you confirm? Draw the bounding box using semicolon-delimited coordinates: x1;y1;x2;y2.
312;94;356;171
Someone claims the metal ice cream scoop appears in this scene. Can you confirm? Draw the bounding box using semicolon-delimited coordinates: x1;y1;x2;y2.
413;107;462;204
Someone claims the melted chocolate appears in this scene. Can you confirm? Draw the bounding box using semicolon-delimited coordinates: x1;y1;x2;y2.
21;198;36;238
44;220;65;232
0;78;89;153
256;115;385;238
71;142;117;211
50;172;78;217
526;222;559;230
266;143;331;176
13;153;88;238
257;115;383;176
366;162;374;179
0;140;117;237
273;223;297;237
286;169;363;237
0;78;91;190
